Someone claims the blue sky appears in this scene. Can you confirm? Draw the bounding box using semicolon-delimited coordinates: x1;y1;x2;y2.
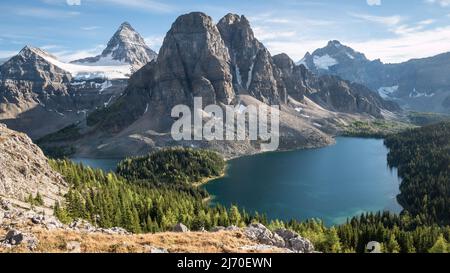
1;0;450;63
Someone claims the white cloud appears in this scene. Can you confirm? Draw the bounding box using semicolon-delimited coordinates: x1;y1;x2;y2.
0;50;17;59
66;0;81;5
264;25;450;64
51;44;105;62
263;39;330;61
144;35;164;51
349;13;403;26
348;26;450;63
253;27;297;41
425;0;450;7
14;7;80;19
418;19;435;25
367;0;381;6
81;26;101;31
98;0;175;13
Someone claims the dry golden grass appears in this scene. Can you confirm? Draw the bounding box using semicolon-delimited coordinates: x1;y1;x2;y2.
0;227;286;253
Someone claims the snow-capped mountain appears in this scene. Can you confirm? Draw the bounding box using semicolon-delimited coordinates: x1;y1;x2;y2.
298;40;386;91
300;41;450;114
0;46;128;138
71;22;157;71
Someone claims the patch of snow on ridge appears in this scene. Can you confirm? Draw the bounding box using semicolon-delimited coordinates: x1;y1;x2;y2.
409;88;435;98
346;52;355;60
377;85;398;99
313;54;338;70
100;80;112;93
39;53;131;80
247;55;256;89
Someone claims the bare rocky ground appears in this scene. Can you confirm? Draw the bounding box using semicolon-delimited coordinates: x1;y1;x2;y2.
0;199;314;253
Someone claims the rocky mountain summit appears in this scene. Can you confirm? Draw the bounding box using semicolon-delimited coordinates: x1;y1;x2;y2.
217;14;286;104
302;40;450;113
299;40;384;88
0;46;72;115
72;22;157;71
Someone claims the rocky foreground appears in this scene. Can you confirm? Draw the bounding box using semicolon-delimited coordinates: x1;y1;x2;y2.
0;199;314;253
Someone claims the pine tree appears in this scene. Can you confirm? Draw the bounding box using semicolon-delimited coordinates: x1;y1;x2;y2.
229;206;242;227
429;235;449;253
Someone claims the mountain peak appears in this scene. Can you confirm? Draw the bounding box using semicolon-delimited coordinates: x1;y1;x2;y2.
170;12;215;34
119;21;133;30
71;22;157;70
327;40;342;47
220;13;250;26
17;45;57;60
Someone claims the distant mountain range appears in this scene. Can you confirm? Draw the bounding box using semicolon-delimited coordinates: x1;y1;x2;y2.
38;12;400;158
299;40;450;114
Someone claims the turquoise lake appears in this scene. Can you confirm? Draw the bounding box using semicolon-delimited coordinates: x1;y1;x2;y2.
204;137;402;226
71;137;402;226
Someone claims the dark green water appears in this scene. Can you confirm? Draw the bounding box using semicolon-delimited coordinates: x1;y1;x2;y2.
71;137;402;226
204;137;402;226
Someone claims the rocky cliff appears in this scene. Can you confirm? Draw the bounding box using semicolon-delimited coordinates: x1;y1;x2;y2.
217;14;286;104
0;124;67;207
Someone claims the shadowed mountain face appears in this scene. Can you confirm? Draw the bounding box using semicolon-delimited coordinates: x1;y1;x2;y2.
71;22;158;71
301;41;450;113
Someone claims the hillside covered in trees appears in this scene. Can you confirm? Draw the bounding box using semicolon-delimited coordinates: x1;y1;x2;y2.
385;121;450;225
116;148;226;185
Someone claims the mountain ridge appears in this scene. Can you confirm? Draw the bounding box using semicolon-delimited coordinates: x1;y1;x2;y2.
301;40;450;113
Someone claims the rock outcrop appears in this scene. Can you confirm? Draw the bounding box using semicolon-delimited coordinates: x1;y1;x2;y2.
0;124;67;206
244;223;314;253
172;223;190;233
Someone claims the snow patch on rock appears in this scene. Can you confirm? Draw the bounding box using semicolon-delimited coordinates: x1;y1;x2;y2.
313;54;338;70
